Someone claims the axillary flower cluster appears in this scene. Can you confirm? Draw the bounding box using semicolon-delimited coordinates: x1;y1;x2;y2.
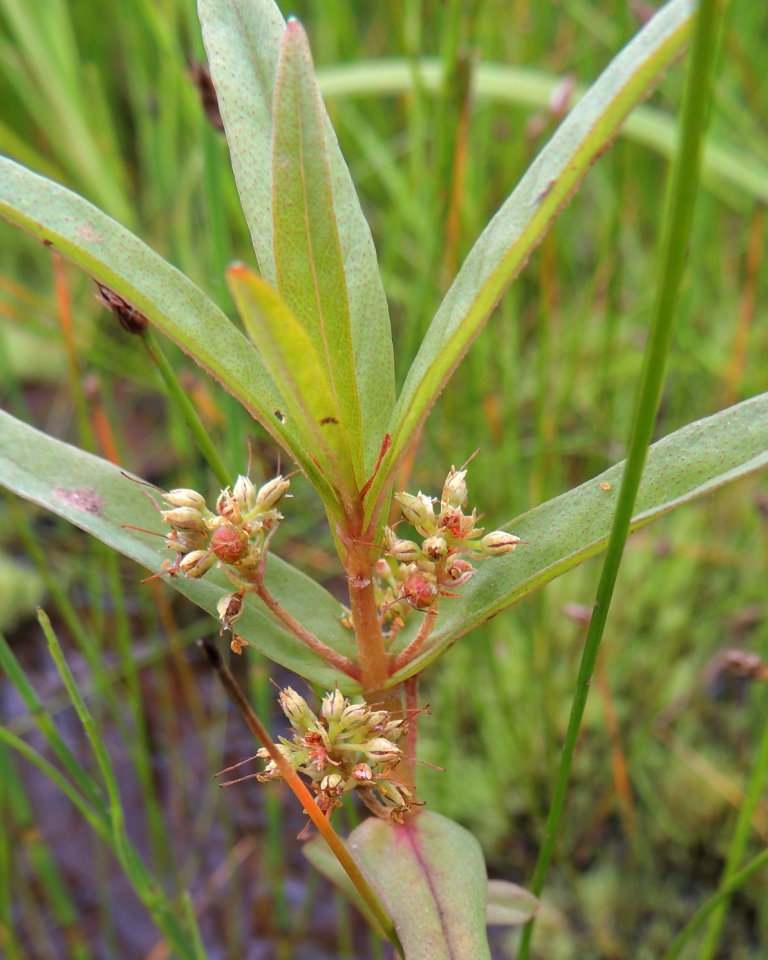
256;686;418;823
155;473;290;650
374;463;521;633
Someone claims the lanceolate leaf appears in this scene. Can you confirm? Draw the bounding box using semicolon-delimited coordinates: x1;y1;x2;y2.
388;393;768;684
228;265;354;500
349;811;491;960
0;157;332;502
199;0;395;478
364;0;695;524
0;409;361;693
270;22;364;492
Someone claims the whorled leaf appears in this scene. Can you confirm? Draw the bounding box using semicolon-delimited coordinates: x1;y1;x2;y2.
271;20;364;494
0;157;333;503
0;409;360;693
388;393;768;684
364;0;695;524
349;810;491;960
199;0;395;479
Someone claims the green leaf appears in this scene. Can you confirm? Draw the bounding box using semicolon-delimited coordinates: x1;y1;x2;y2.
0;157;331;501
0;409;361;693
348;810;491;960
270;20;364;492
199;0;395;479
228;265;353;502
485;881;540;926
389;393;768;684
364;0;695;523
304;836;540;932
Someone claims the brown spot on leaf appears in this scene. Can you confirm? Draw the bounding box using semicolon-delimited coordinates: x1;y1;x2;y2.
320;417;339;425
53;486;104;516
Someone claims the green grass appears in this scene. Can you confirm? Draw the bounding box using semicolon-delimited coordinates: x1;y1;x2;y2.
1;0;768;957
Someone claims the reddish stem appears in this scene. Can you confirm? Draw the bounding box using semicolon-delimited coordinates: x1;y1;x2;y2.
389;607;439;676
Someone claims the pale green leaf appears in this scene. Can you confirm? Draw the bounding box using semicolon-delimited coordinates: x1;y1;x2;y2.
304;835;539;932
485;881;540;926
349;810;491;960
364;0;695;523
271;21;363;491
0;409;361;693
199;0;395;478
389;393;768;684
228;265;353;501
0;157;331;499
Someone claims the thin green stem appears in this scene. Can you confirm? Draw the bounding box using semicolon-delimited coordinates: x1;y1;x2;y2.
697;689;768;959
141;329;231;487
662;845;768;960
518;0;721;955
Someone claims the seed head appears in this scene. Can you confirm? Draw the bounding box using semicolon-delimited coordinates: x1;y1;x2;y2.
210;523;249;564
422;536;448;560
179;549;216;578
402;572;438;610
363;738;402;764
279;687;315;731
395;491;436;532
321;688;346;724
217;591;244;630
161;506;208;532
164;489;207;510
256;476;290;511
480;531;521;556
389;538;422;563
232;475;257;512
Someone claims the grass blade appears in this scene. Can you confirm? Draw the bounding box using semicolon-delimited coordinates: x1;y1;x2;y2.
517;0;721;953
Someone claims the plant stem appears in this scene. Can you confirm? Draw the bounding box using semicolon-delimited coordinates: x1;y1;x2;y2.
661;845;768;960
345;539;389;692
697;689;768;959
518;1;721;955
198;638;403;954
250;577;362;682
141;329;231;487
389;608;439;675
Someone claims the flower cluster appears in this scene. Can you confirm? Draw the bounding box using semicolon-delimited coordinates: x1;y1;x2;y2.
157;475;290;650
376;464;520;623
258;687;417;823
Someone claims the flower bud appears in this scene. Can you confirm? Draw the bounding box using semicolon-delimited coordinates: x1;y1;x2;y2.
161;506;208;532
321;688;346;724
216;490;241;524
340;703;368;727
402;573;438;610
383;719;406;741
363;738;402;764
422;536;448;560
442;467;468;508
179;549;216;578
217;591;244;629
256;476;290;511
395;491;436;531
320;773;346;796
164;489;207;510
480;531;521;556
444;557;474;586
233;475;257;512
389;538;422;563
211;523;249;564
279;687;314;730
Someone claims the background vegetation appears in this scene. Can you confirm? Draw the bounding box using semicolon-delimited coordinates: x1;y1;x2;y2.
1;0;767;957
